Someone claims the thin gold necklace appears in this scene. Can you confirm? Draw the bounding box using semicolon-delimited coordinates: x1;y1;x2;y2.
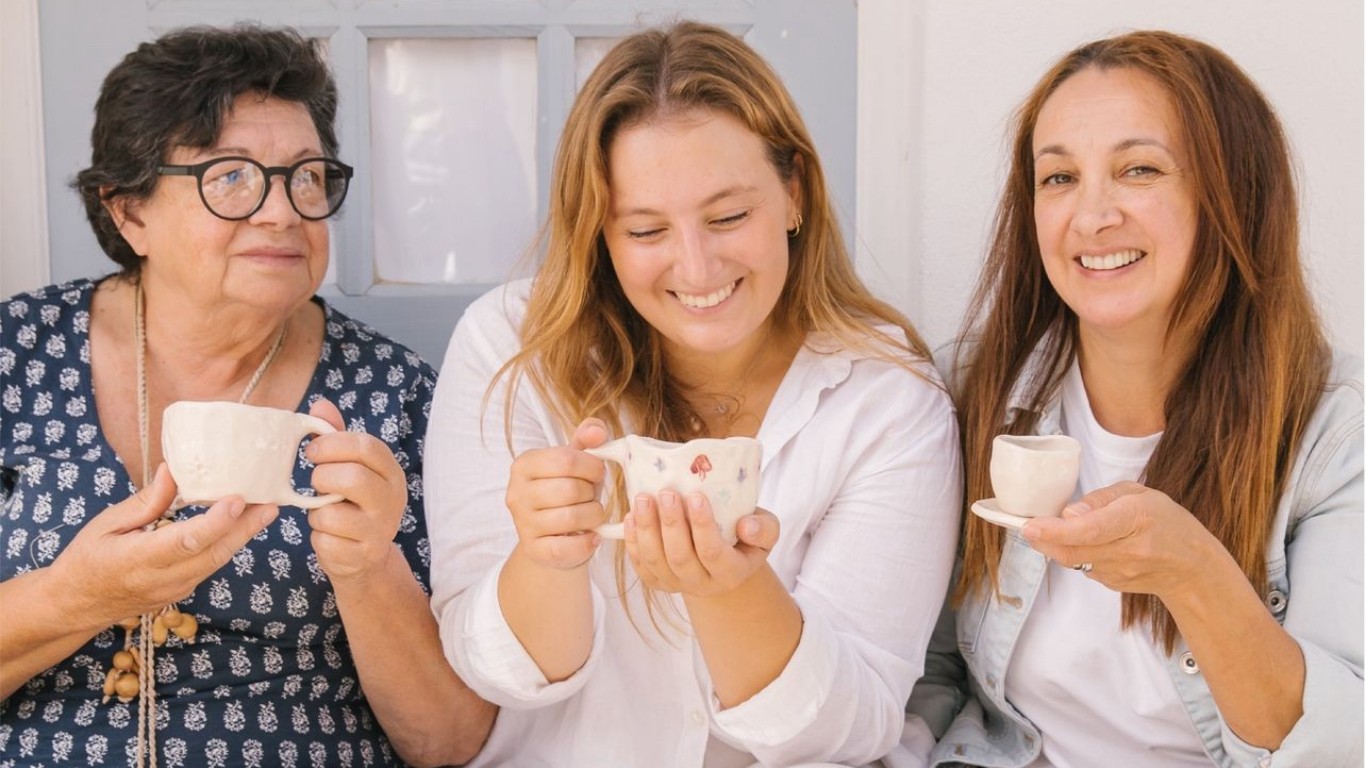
112;282;286;768
694;324;775;415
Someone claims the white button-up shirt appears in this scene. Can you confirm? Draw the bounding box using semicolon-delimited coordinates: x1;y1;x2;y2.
426;280;961;767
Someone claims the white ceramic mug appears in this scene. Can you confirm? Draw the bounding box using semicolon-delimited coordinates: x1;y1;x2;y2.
585;434;762;545
161;400;346;509
989;434;1081;518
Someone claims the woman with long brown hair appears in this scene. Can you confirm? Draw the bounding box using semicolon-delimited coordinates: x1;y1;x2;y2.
424;20;961;767
907;30;1362;768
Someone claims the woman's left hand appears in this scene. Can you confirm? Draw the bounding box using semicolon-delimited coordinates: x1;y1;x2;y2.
1021;481;1221;600
624;491;779;597
303;398;408;582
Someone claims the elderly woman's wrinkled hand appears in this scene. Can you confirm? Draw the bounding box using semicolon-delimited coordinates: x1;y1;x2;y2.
303;398;409;582
504;418;610;571
46;464;278;631
1021;481;1224;600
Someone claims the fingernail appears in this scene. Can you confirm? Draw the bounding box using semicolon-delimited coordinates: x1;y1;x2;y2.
687;493;705;512
260;507;278;525
659;490;677;508
1062;501;1090;517
1021;521;1040;540
741;518;760;538
228;499;246;519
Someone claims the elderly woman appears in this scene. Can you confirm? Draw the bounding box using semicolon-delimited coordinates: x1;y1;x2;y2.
0;25;493;767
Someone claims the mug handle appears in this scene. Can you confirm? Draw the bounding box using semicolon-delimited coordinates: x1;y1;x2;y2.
584;441;627;539
287;414;346;510
594;522;625;540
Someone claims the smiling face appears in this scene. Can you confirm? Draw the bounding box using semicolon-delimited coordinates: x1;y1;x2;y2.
113;93;332;315
1032;66;1199;342
602;109;800;368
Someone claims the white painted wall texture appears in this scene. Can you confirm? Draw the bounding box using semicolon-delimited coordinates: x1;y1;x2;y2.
857;0;1364;354
0;0;49;299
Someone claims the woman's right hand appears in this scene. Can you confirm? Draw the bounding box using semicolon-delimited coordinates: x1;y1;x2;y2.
504;418;609;570
45;463;279;632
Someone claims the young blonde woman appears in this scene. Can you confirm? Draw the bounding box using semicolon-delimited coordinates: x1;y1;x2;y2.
425;21;962;767
908;30;1362;768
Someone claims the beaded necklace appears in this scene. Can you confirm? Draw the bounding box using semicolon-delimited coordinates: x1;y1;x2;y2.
106;283;285;768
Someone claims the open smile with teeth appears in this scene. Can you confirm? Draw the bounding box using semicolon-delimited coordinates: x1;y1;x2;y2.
1079;249;1146;271
673;279;739;309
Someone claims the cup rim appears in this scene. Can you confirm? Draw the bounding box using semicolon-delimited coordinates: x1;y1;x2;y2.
164;400;297;417
624;434;762;451
992;434;1080;455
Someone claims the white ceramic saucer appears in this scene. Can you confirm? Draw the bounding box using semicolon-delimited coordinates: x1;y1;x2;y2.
969;498;1033;530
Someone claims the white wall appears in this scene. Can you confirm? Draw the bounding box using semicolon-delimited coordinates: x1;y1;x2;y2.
858;0;1364;354
0;0;49;299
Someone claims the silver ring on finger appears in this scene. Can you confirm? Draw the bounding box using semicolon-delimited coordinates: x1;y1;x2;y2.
1070;562;1094;573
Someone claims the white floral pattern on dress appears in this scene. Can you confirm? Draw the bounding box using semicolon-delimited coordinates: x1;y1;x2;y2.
0;279;438;768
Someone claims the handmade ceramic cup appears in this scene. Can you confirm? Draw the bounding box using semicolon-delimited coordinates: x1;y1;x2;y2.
586;435;762;545
989;434;1081;518
161;400;345;509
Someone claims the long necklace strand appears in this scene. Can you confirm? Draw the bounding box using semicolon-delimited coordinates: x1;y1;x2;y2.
125;283;286;768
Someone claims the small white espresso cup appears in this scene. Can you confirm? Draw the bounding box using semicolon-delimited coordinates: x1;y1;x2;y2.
989;434;1081;518
585;434;762;545
161;401;345;509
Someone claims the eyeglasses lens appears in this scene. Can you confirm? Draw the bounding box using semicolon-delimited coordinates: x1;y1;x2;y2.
198;158;349;220
200;159;265;220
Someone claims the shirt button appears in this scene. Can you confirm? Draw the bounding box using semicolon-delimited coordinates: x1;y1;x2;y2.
1266;589;1287;613
689;710;706;726
1180;652;1200;675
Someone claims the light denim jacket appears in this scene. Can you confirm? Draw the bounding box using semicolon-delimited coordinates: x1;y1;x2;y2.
909;347;1364;768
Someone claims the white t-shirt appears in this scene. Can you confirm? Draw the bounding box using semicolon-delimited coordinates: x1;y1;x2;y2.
1006;361;1211;768
424;280;962;767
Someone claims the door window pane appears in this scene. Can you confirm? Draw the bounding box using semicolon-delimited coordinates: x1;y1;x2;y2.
369;37;538;285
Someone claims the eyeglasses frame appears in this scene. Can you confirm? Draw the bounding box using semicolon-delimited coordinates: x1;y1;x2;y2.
156;155;355;222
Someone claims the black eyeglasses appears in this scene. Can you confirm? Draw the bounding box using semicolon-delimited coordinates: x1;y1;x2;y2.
157;156;354;221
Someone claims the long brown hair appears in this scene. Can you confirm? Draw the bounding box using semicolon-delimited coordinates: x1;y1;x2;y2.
954;30;1329;651
495;21;930;624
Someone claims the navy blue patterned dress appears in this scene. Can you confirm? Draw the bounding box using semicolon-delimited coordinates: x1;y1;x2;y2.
0;279;437;768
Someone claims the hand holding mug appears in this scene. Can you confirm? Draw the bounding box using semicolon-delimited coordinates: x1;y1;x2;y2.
504;419;609;570
303;398;410;582
1023;481;1226;598
624;490;779;597
44;465;277;631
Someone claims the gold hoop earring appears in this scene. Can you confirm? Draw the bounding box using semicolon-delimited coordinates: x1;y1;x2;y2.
787;213;802;239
